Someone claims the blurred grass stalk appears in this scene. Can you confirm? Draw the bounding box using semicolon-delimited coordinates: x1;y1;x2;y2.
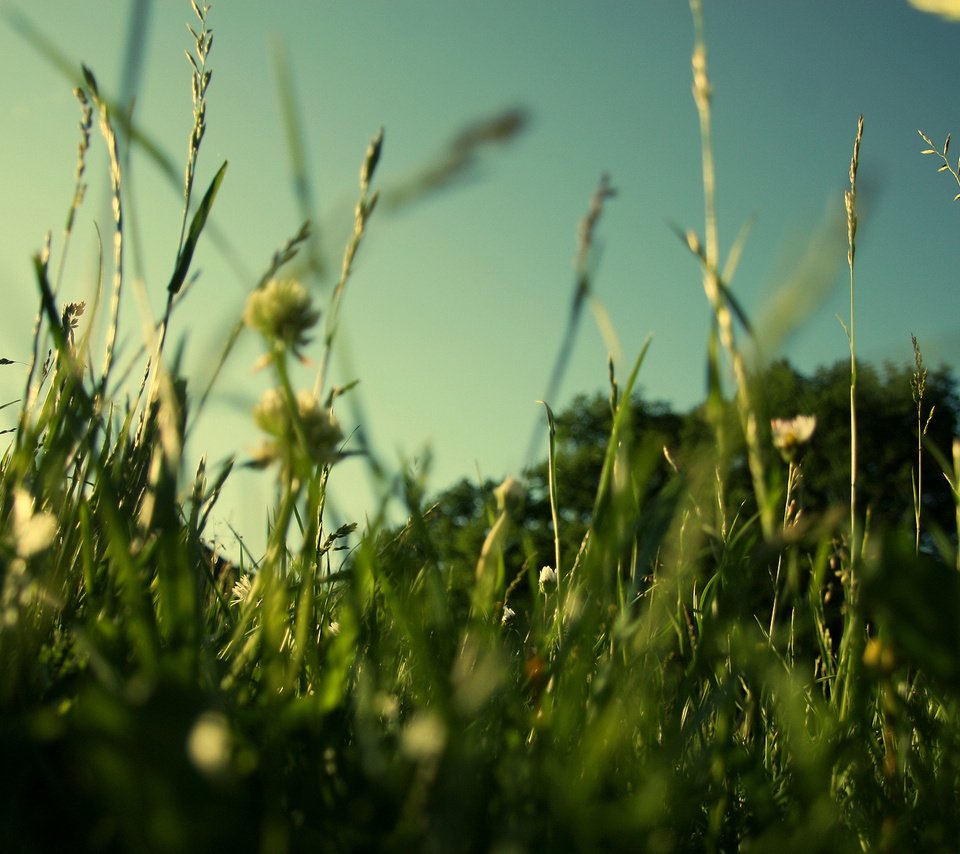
688;0;772;541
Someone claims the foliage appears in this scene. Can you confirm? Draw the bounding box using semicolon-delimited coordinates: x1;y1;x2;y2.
424;361;959;588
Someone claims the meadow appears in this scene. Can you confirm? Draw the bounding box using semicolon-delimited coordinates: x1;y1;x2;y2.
2;1;959;851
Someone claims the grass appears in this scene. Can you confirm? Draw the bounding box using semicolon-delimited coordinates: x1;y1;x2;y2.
1;2;959;852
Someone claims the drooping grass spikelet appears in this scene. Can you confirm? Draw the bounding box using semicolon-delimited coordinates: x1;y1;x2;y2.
524;173;618;465
919;127;960;199
272;43;326;280
382;107;527;212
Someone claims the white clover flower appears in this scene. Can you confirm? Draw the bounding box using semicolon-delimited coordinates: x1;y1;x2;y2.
243;277;319;360
501;606;516;626
538;564;557;592
11;489;56;558
230;573;254;607
770;415;817;462
252;388;344;472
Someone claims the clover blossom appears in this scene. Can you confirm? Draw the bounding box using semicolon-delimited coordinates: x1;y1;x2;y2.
538;564;557;592
243;277;319;361
770;415;817;463
253;387;343;473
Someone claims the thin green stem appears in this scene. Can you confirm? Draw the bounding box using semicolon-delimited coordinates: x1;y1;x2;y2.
838;115;863;723
768;461;797;643
314;129;383;400
689;0;772;539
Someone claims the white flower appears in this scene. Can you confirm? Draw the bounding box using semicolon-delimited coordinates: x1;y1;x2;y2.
538;565;557;591
328;621;341;637
230;574;254;607
11;489;56;558
501;606;516;626
770;415;817;462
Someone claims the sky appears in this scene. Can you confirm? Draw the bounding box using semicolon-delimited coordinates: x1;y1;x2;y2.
1;1;959;555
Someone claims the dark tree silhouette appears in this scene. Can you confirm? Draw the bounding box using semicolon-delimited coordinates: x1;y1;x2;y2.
395;358;959;585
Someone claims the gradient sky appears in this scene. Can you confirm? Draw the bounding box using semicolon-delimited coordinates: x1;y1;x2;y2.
1;1;958;553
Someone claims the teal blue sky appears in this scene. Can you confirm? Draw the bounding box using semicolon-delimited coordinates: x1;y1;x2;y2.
1;1;958;550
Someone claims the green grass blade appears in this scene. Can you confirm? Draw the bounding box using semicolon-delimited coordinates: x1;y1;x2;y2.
168;160;228;296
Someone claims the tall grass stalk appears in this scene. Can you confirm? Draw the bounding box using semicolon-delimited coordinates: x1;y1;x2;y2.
911;334;934;554
768;459;799;641
524;173;618;466
314;127;383;400
80;66;125;401
539;400;562;630
837;114;863;723
146;0;217;427
272;40;325;280
688;0;772;540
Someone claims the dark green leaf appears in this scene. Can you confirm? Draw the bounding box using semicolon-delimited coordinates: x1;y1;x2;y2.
81;63;99;96
168;160;228;295
718;278;754;337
